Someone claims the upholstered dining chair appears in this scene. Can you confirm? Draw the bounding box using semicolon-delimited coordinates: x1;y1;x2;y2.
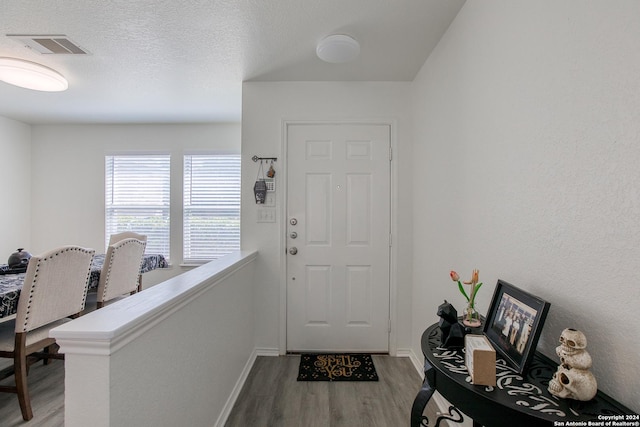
96;238;146;309
108;231;147;246
107;232;147;292
0;245;95;421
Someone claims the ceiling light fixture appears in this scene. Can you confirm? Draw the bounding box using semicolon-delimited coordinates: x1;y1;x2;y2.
0;57;68;91
316;34;360;63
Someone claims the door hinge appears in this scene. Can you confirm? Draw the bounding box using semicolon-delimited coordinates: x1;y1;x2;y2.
389;146;393;161
388;319;392;333
389;233;392;247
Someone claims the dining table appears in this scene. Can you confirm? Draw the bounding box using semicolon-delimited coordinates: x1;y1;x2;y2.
0;253;168;319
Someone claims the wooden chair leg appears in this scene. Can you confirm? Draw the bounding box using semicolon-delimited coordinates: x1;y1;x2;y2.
14;333;33;421
42;343;60;365
43;344;52;365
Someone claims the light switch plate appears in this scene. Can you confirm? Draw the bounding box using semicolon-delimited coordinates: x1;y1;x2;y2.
257;208;276;223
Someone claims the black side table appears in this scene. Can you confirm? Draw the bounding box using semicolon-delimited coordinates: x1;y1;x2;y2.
411;323;637;427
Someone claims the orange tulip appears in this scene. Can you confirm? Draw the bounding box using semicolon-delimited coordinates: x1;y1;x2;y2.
449;269;483;324
463;269;479;285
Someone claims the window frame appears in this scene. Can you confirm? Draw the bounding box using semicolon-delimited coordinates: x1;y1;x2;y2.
182;152;241;264
105;153;171;260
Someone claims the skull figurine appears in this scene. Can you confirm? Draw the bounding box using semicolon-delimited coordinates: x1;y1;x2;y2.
549;328;597;401
556;328;592;370
558;328;587;354
548;364;597;401
556;344;592;370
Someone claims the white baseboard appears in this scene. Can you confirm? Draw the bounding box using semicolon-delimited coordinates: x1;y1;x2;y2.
405;348;472;427
394;348;412;358
215;346;466;427
405;348;424;376
255;347;280;357
215;348;258;427
431;392;472;427
214;348;280;427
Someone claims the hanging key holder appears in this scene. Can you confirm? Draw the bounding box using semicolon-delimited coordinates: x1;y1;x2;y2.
267;160;276;178
254;160;267;204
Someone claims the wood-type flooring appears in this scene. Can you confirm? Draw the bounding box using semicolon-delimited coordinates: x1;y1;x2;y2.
225;355;426;427
0;358;65;427
0;355;439;426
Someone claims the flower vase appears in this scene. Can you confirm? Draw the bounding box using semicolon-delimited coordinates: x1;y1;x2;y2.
463;304;481;329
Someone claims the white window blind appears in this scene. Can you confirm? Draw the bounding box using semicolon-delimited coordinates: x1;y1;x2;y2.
105;155;171;260
183;154;241;263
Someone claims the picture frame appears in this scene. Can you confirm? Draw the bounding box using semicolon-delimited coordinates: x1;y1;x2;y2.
483;279;550;374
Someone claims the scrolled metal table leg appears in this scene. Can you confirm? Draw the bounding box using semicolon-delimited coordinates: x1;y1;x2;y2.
434;405;465;426
410;359;436;427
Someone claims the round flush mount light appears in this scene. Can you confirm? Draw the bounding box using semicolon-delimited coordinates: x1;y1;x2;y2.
0;57;68;92
316;34;360;63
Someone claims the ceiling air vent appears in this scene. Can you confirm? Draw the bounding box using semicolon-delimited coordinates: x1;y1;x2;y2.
7;34;90;55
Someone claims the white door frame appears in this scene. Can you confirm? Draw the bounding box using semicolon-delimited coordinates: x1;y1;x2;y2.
278;119;399;356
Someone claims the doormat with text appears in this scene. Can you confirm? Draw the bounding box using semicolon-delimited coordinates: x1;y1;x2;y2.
297;353;379;382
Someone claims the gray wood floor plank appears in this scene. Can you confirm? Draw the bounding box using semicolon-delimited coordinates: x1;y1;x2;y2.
0;359;65;427
0;353;438;427
225;355;424;427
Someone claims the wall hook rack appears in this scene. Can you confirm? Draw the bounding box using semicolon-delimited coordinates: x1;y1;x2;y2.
252;156;277;162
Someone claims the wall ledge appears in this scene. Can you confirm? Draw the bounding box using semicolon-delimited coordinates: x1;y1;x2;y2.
51;250;258;356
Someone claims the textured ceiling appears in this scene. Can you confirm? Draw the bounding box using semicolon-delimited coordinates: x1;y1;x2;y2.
0;0;465;124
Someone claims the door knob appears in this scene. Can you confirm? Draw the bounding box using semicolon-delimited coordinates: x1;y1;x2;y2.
289;247;298;255
290;218;298;226
290;232;298;239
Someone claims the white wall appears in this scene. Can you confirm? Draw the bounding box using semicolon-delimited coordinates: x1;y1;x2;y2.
30;123;240;284
52;251;257;427
241;82;414;354
0;117;31;259
411;0;640;410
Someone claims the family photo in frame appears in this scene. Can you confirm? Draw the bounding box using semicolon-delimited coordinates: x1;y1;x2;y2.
483;280;550;374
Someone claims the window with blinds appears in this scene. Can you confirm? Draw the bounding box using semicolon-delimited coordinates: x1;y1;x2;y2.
183;154;241;263
105;155;171;260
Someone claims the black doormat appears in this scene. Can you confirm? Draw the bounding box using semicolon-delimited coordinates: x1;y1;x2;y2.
297;353;379;382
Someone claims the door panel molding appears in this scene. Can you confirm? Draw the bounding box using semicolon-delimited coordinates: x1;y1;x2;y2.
278;119;400;356
284;122;393;352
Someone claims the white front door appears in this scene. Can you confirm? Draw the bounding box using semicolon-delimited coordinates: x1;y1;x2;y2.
286;123;391;352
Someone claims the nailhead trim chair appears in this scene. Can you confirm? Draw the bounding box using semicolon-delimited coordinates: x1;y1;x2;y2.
108;231;147;247
96;238;147;309
0;245;95;421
